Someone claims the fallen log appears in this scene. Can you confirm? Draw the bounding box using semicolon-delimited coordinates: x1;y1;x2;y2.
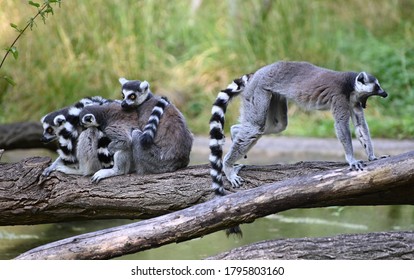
14;151;414;259
207;231;414;260
0;122;56;151
1;151;414;226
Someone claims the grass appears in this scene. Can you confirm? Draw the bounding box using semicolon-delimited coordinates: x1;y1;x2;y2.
0;0;413;138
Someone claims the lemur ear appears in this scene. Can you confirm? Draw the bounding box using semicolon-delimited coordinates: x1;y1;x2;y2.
119;77;128;86
357;72;368;84
54;115;66;126
140;80;150;92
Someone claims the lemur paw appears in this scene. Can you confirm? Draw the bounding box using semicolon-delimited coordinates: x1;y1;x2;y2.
348;160;366;171
229;174;244;188
42;167;54;177
91;169;109;183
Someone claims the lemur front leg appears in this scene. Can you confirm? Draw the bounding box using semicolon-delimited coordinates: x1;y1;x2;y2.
350;104;388;161
43;157;80;176
332;104;365;170
42;157;66;176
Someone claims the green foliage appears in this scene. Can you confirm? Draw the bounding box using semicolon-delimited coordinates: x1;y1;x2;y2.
0;0;413;138
0;0;61;86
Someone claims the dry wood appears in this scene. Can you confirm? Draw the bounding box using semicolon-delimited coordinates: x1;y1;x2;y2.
14;151;414;259
207;231;414;260
2;152;414;226
0;122;56;151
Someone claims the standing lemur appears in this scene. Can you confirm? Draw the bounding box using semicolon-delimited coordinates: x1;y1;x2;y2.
210;61;388;195
79;78;193;182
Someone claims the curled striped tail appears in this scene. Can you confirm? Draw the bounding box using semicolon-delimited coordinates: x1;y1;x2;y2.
140;96;170;149
209;74;252;195
97;131;113;168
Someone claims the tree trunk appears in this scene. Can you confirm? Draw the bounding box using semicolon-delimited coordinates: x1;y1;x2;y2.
14;151;414;260
207;231;414;260
1;151;414;226
0;122;56;151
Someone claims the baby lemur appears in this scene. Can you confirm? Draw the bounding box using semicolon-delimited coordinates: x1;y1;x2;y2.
80;78;193;182
210;61;388;194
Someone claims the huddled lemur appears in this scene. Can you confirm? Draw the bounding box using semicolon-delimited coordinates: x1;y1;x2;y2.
40;96;113;176
209;61;388;195
120;78;193;175
78;78;193;182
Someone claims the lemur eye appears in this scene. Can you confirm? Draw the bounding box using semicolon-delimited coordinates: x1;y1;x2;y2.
129;94;136;100
121;92;125;99
46;127;54;134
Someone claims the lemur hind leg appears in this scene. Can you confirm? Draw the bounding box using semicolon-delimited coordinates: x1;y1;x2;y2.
223;88;273;187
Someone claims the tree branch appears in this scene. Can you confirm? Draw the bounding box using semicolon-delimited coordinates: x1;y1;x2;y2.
0;122;56;151
207;231;414;260
13;151;414;259
2;151;414;227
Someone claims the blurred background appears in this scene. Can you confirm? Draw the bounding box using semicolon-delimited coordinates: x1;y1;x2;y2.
1;0;413;137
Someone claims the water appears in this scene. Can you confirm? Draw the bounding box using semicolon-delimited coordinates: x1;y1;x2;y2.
1;136;414;259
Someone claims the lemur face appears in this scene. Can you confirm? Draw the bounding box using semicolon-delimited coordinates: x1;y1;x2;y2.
118;77;150;109
81;113;99;128
354;72;388;108
40;113;60;143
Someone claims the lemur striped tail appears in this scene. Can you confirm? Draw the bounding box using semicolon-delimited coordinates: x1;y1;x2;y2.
140;96;170;148
209;74;252;195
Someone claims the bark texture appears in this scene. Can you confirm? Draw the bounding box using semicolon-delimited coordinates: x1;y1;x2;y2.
0;122;55;151
1;152;414;226
207;231;414;260
14;151;414;260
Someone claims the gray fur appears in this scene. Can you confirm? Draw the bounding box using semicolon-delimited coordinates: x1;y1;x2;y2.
119;78;194;176
79;102;136;182
40;96;114;177
211;61;388;190
54;127;105;175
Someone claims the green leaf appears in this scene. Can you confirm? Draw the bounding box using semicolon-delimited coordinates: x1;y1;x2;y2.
3;76;16;86
10;23;22;32
10;46;19;60
28;1;40;8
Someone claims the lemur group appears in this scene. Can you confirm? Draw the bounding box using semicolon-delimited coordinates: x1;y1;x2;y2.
41;61;388;195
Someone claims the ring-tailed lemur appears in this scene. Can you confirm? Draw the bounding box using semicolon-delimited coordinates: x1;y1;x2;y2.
210;61;388;194
79;102;138;182
40;96;112;176
119;77;193;176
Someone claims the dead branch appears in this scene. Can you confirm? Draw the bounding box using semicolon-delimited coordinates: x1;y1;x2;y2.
14;151;414;259
207;231;414;260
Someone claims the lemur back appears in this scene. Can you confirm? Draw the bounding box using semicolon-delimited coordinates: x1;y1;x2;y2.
210;61;388;195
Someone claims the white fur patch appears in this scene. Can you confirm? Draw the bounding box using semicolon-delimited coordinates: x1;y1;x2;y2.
137;92;149;105
97;147;110;156
119;77;128;85
211;105;225;116
217;91;230;101
69;106;82;116
209;138;222;147
152;107;164;115
140;80;150;91
227;81;238;91
209;121;222;130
